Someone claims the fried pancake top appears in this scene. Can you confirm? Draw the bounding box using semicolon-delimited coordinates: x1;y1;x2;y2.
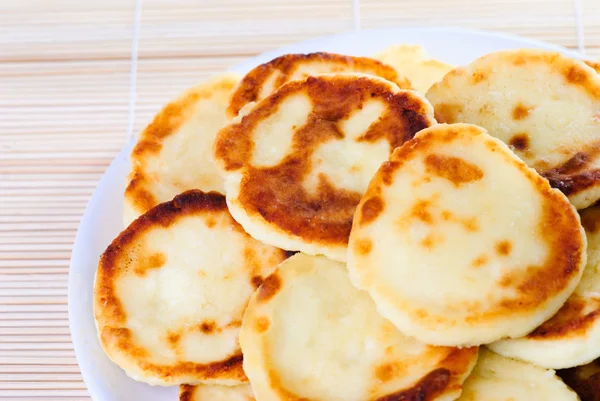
94;190;288;386
558;358;600;401
426;49;600;209
179;384;254;401
490;205;600;369
124;73;239;225
240;253;478;401
457;349;579;401
214;73;435;261
227;52;411;117
374;44;454;93
348;123;586;346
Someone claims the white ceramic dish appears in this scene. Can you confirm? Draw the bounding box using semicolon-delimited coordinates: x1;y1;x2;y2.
68;27;581;401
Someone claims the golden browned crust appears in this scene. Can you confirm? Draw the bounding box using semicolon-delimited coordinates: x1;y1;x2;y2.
508;132;530;152
256;272;282;303
355;125;585;325
125;78;238;215
179;384;196;401
432;102;463;124
359;196;385;225
264;345;477;401
95;190;288;384
512;102;533;120
215;75;434;248
543;149;600;197
375;369;450;401
353;238;373;256
243;254;478;401
424;154;483;187
558;359;600;401
526;296;600;339
227;52;411;117
375;346;477;401
509;52;599;98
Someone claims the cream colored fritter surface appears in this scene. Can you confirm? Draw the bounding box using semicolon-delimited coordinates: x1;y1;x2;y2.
348;123;586;346
124;73;239;225
490;205;600;369
240;253;478;401
374;44;454;93
95;190;288;386
457;349;579;401
214;73;435;261
426;49;600;209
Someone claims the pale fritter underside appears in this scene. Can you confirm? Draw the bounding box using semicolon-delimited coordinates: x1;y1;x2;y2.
240;253;478;401
214;73;436;261
457;349;579;401
123;73;239;225
95;190;287;386
348;123;586;346
426;49;600;210
374;44;454;93
489;205;600;369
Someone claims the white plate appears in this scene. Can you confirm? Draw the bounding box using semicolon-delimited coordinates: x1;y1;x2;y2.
68;27;580;401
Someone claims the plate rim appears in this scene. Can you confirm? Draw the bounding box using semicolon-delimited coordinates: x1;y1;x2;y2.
228;26;581;74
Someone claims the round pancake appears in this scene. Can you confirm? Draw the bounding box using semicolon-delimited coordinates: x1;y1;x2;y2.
214;73;436;261
374;44;454;93
240;253;478;401
489;205;600;369
94;190;288;386
124;73;239;225
426;49;600;210
457;348;579;401
347;123;586;346
179;384;254;401
227;52;411;117
558;358;600;401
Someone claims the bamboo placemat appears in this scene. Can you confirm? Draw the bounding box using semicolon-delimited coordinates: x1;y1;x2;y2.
1;0;599;399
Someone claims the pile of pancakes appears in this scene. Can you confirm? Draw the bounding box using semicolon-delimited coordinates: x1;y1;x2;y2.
93;45;600;401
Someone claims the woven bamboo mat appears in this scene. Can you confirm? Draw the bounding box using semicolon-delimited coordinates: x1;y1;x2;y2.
1;0;599;399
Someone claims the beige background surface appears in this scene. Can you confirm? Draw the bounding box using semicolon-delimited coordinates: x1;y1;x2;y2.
1;0;599;399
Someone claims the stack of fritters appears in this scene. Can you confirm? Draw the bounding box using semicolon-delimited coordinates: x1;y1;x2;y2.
94;45;600;401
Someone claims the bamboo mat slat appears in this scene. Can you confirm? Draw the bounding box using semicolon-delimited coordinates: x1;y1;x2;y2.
0;0;136;62
2;0;599;399
137;0;353;59
134;0;353;132
0;17;133;396
0;57;132;288
583;0;600;58
360;0;580;50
